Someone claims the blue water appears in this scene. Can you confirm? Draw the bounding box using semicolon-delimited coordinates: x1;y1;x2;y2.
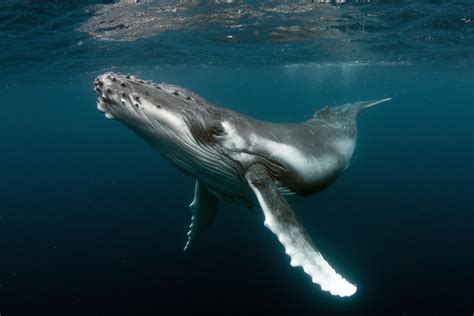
1;1;473;315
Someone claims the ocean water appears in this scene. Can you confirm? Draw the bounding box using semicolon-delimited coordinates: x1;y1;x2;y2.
1;1;473;315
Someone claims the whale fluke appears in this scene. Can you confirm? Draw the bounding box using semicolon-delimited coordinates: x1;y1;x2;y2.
311;98;392;123
353;98;392;114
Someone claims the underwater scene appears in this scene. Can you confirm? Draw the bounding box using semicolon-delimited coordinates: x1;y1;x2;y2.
1;1;473;315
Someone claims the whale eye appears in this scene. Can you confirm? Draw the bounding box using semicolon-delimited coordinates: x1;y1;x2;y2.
210;122;224;136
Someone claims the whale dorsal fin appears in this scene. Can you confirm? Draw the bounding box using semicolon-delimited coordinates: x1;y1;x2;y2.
184;181;218;251
245;164;357;297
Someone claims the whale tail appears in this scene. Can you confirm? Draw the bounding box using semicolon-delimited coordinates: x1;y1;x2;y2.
353;98;392;115
309;98;391;123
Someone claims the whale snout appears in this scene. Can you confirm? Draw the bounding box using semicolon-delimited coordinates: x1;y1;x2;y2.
93;72;206;126
94;72;145;120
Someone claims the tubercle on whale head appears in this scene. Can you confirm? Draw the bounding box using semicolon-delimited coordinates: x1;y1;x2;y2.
94;72;212;128
93;72;233;151
93;72;245;180
95;72;185;117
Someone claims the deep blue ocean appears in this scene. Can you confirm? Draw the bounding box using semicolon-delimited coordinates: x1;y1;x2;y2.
1;1;473;315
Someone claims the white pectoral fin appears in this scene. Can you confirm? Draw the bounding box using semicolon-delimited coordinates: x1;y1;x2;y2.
245;164;357;297
184;181;218;251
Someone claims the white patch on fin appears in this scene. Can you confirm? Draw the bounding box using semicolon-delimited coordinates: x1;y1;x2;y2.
246;165;357;297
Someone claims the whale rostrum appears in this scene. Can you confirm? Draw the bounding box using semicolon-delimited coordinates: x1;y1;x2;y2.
94;72;391;297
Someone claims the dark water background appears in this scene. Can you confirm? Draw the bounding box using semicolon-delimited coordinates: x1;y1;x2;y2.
1;1;473;315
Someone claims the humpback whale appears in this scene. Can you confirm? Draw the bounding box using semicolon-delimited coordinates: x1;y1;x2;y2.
93;72;390;297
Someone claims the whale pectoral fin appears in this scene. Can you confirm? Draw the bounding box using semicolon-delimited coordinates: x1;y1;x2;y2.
245;164;357;297
184;180;218;251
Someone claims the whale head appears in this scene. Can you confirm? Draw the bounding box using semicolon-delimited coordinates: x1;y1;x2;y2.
94;72;199;130
93;72;235;177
